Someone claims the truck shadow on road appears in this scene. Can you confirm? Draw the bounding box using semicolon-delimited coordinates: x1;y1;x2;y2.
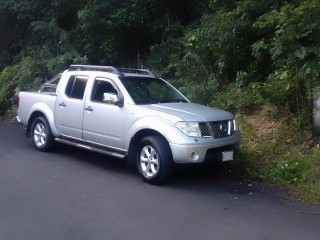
54;142;255;193
55;144;320;211
18;131;320;213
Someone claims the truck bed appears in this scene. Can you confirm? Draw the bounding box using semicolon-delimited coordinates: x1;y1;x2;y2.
17;91;56;126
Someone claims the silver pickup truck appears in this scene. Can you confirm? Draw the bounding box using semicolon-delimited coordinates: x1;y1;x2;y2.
16;65;242;184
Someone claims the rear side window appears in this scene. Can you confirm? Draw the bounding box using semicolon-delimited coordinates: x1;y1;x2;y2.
65;76;88;99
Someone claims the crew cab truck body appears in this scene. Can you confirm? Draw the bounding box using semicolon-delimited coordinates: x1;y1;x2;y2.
16;65;242;184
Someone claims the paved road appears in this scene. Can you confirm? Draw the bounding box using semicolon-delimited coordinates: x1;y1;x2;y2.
0;122;319;240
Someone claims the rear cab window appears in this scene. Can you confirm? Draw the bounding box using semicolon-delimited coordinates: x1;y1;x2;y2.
65;75;88;100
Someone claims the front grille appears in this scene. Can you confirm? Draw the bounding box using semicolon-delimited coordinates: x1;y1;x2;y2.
210;120;234;138
198;120;235;138
199;122;211;137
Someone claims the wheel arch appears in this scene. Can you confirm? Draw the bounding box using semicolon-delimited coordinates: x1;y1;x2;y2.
29;114;55;151
26;110;59;138
127;128;171;165
26;102;59;138
27;111;46;137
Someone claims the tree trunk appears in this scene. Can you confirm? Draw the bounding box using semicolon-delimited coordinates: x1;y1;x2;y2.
314;87;320;129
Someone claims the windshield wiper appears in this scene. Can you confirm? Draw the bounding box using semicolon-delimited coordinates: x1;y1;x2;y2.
137;99;188;105
159;99;188;103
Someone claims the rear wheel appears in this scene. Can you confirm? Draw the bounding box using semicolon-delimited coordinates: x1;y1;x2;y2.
30;116;55;151
136;135;174;185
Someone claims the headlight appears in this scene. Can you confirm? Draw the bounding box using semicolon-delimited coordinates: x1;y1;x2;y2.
175;122;202;137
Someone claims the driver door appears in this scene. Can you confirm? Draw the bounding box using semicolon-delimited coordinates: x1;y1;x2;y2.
82;77;126;150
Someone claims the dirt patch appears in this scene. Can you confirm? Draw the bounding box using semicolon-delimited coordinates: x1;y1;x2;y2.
0;116;15;124
242;105;281;137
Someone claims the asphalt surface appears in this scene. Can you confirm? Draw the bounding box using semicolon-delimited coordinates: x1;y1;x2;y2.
0;122;319;240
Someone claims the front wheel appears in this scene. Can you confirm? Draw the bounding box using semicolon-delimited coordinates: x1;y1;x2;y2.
30;116;55;152
136;135;174;185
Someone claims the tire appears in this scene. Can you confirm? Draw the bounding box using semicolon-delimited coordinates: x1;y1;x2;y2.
30;116;55;152
136;135;174;185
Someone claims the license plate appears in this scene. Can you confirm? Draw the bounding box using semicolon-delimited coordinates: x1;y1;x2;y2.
222;150;233;162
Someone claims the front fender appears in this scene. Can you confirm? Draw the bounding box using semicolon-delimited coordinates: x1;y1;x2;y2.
125;116;189;150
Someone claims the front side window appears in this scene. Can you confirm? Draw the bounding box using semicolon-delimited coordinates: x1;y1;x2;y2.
120;77;187;104
65;75;88;99
91;78;118;103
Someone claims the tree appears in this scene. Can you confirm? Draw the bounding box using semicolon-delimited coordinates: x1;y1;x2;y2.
253;0;320;124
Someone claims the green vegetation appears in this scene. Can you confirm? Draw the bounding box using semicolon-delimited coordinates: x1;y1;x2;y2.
0;0;319;203
231;106;320;203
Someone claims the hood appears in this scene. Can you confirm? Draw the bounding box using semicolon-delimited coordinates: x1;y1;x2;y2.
139;102;234;122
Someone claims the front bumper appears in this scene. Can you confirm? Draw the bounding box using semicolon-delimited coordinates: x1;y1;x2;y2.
169;131;242;163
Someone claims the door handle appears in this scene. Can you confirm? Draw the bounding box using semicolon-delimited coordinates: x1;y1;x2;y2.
59;102;66;107
84;106;93;112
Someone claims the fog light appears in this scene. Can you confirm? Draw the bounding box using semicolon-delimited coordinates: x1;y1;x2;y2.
191;152;199;161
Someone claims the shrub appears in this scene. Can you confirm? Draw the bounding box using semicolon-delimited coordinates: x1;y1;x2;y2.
210;82;265;113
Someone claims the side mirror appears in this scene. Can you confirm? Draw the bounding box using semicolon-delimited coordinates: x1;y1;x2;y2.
103;92;118;103
103;93;124;107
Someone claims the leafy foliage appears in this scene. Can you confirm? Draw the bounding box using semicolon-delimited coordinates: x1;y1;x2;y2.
253;0;320;126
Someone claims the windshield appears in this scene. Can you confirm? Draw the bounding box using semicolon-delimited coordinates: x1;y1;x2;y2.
120;76;188;105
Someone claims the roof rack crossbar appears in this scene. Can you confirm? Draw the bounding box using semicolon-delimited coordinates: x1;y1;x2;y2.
117;68;155;77
69;65;121;75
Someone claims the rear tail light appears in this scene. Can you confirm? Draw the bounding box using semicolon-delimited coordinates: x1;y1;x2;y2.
16;96;19;109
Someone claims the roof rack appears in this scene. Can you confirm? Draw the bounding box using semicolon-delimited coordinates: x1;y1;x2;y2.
117;68;155;77
69;65;121;75
69;65;156;77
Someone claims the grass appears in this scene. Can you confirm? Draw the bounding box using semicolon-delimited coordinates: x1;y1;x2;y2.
229;105;320;204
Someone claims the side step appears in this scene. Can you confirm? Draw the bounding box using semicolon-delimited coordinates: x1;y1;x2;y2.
55;138;126;159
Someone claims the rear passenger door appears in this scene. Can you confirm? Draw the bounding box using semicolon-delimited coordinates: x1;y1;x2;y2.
55;74;88;139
